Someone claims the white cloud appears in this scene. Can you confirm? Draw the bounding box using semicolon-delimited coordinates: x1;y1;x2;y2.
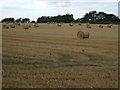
0;0;118;20
36;0;119;2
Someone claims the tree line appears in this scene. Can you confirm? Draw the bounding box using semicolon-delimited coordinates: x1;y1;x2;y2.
1;11;120;24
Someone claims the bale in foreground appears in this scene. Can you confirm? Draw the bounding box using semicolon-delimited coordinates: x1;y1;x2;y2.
77;30;89;39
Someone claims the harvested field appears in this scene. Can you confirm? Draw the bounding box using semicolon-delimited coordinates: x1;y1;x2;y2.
2;23;118;88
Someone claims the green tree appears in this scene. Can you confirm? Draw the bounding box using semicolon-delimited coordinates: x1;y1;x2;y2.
21;18;30;23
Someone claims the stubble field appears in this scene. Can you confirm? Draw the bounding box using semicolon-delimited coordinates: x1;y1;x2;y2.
2;23;118;88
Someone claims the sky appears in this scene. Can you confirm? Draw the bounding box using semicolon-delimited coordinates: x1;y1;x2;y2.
0;0;119;21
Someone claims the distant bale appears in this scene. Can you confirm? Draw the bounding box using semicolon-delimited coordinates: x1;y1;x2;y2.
10;24;15;28
77;30;89;39
5;22;9;24
28;25;31;28
2;24;9;29
78;23;82;26
51;22;55;24
34;23;39;27
47;22;50;24
14;23;20;26
86;24;91;29
69;23;73;27
99;25;103;28
23;24;29;29
57;23;62;27
107;24;112;28
17;23;21;26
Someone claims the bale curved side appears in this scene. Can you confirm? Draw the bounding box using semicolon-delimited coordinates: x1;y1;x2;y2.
77;30;89;39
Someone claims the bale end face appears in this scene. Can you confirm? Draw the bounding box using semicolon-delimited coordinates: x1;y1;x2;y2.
77;30;89;39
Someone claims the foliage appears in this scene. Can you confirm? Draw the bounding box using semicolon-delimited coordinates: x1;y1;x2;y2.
37;14;74;23
1;11;120;24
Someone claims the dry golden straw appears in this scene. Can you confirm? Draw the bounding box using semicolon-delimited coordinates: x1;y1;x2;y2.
77;30;89;39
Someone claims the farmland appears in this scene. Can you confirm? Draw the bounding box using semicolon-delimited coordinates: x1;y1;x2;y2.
2;23;118;88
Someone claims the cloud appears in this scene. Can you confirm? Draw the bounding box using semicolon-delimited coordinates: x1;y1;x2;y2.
47;2;71;8
0;0;118;20
36;0;119;2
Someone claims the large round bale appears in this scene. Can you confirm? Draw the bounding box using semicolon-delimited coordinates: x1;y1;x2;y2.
107;24;112;28
57;23;62;27
99;25;103;28
23;24;29;29
77;30;89;39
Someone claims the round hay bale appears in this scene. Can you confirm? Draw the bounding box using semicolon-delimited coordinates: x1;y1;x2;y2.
99;25;103;28
34;24;39;27
107;24;112;28
5;22;9;24
78;23;82;26
51;22;55;24
14;23;21;26
69;23;73;27
2;24;9;29
28;25;31;28
10;24;15;28
86;24;91;29
17;23;21;26
77;30;89;39
47;22;50;24
57;23;62;27
23;24;29;29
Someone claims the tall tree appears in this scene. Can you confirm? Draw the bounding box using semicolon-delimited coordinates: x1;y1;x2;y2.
21;18;30;23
